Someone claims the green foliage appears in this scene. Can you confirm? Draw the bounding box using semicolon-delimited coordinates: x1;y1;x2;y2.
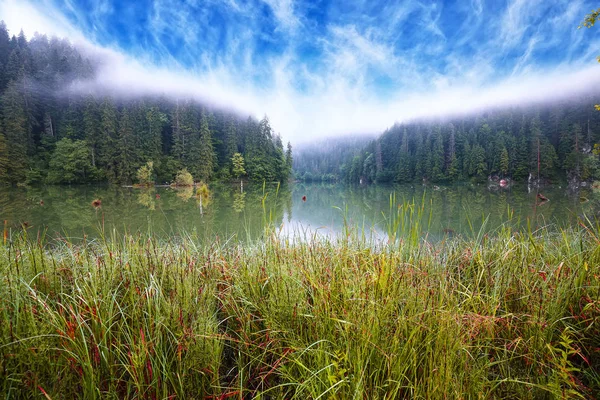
1;81;27;183
0;130;8;182
195;181;211;208
173;168;194;186
362;153;376;183
285;142;293;179
47;138;96;184
196;113;216;182
243;116;291;183
334;103;600;184
499;146;509;176
0;22;289;186
136;161;155;187
231;152;246;179
580;9;600;29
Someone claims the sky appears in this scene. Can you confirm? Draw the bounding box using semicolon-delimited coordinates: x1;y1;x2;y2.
1;0;600;143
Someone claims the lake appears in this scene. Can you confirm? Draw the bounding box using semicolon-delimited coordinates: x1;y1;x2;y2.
1;182;599;243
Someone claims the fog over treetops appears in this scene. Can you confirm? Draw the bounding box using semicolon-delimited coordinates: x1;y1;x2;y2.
2;0;600;143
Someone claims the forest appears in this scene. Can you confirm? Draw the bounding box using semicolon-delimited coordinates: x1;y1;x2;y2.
295;97;600;185
293;135;374;182
0;22;292;185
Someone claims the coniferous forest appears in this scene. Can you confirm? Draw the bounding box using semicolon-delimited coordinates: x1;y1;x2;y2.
295;97;600;185
0;22;292;186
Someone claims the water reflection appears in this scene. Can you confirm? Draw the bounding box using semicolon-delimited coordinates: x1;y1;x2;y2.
0;182;598;242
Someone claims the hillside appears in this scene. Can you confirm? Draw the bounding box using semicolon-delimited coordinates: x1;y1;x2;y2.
0;23;292;185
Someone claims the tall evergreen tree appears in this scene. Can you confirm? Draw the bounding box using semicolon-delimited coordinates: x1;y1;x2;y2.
196;113;216;182
99;97;118;182
1;81;27;183
285;141;293;179
397;128;412;182
117;108;136;183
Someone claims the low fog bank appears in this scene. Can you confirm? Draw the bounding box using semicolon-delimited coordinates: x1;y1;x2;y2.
67;44;600;144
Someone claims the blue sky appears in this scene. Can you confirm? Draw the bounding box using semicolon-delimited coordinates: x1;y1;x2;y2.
1;0;600;141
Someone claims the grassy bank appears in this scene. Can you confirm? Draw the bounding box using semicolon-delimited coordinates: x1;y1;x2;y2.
1;223;600;399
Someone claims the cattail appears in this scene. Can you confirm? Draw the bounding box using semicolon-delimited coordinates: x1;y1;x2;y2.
302;195;307;202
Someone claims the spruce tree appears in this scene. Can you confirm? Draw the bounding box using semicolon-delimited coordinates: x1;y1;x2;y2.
197;112;216;182
499;147;509;177
397;128;412;182
83;95;100;168
431;125;444;181
99;97;118;182
117;108;136;184
0;130;8;181
1;81;27;183
285;141;293;179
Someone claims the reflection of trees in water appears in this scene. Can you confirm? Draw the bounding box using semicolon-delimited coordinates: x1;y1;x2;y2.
233;192;246;213
1;182;599;241
137;189;156;210
175;187;194;202
195;184;212;215
292;182;600;238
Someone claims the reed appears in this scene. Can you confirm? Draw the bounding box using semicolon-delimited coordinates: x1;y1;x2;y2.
1;216;599;398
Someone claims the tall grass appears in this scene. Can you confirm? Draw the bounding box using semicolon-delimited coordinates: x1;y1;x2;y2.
1;216;599;398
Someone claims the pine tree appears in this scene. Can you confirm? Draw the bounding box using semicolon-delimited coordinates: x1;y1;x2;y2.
47;138;94;184
83;95;100;168
171;100;184;162
272;133;286;181
232;152;246;191
145;105;166;163
472;144;487;180
99;97;118;182
363;153;376;183
539;137;558;179
414;134;426;181
1;81;27;183
224;115;238;164
513;136;530;180
0;21;11;91
396;128;412;182
431;125;444;181
285;142;293;179
529;114;542;179
117;108;136;184
499;146;509;177
0;130;8;180
196;112;216;182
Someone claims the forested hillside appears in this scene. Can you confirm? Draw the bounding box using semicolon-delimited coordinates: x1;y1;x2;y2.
0;22;292;185
293;135;374;182
340;97;600;184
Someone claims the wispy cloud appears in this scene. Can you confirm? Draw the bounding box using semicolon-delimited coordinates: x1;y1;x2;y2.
261;0;300;31
2;0;600;143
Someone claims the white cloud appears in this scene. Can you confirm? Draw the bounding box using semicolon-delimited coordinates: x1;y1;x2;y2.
261;0;300;31
0;0;84;41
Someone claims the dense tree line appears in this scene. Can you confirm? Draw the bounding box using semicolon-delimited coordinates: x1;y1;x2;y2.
293;136;374;182
298;98;600;184
0;22;292;185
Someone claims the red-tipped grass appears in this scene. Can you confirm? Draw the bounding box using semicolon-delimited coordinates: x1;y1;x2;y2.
0;222;599;398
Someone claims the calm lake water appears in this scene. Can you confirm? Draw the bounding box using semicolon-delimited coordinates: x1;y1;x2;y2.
1;182;599;242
